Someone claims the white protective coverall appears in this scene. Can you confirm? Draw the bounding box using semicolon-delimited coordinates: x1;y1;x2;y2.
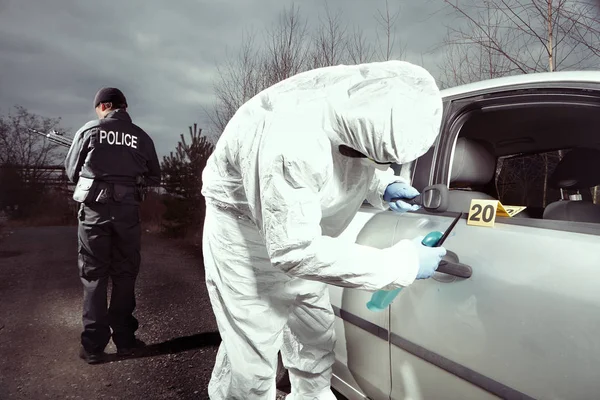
201;60;443;399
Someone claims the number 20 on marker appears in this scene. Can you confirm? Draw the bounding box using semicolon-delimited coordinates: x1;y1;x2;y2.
467;199;498;227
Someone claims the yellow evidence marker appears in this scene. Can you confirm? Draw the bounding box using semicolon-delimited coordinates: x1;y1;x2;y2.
467;199;527;228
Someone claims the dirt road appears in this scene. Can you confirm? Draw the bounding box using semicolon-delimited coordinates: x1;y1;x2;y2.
0;225;222;399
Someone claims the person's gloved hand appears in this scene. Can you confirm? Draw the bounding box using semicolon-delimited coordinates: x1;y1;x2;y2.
384;182;421;213
411;236;447;279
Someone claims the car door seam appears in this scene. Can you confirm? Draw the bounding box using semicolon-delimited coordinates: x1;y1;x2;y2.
332;304;536;400
388;218;401;400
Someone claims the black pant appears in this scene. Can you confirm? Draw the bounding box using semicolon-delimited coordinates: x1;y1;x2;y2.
77;200;141;353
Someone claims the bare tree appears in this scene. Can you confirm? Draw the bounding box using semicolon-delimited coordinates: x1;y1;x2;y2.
346;26;377;64
496;151;563;207
439;0;600;88
438;0;600;205
207;5;311;136
207;1;409;138
206;30;266;135
437;3;522;88
375;0;406;61
0;105;66;217
0;105;65;175
262;4;312;86
309;2;350;68
566;1;600;58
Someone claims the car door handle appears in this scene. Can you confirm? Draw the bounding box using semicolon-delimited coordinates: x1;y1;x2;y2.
437;260;472;278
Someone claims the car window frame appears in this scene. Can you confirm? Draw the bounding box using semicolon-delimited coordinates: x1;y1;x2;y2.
396;99;452;191
429;88;600;236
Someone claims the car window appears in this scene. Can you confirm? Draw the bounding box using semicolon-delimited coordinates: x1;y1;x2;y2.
495;149;600;218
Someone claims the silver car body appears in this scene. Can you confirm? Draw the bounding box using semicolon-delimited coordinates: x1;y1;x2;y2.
328;71;600;400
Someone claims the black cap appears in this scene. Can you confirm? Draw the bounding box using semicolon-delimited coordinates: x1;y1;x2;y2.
93;87;128;108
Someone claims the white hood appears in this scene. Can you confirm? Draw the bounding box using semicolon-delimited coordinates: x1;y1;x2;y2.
248;60;443;165
326;61;443;164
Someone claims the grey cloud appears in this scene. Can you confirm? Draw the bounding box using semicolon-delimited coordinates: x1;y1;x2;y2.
0;0;450;160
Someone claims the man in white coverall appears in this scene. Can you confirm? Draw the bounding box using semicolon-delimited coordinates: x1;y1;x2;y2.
201;60;447;399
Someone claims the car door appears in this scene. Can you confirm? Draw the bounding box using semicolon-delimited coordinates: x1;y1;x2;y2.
327;137;426;400
327;208;392;400
386;83;600;400
328;162;420;400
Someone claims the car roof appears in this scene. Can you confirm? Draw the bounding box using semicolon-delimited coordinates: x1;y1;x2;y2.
440;70;600;100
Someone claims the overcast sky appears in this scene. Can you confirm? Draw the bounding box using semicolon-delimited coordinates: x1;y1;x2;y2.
0;0;458;159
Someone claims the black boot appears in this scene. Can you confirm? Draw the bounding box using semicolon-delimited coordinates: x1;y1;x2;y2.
117;338;146;356
79;346;106;364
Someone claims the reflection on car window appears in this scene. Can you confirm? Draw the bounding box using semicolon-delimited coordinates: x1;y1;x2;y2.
495;149;600;215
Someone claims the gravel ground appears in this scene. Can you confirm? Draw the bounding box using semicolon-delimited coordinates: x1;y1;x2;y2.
0;225;291;400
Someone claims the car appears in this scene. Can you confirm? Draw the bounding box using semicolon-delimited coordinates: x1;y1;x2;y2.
327;71;600;400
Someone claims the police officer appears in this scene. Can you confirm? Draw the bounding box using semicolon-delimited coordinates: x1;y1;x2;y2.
65;87;161;364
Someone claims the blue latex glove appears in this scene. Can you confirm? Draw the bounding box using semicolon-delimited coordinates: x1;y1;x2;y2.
384;182;421;213
411;236;447;279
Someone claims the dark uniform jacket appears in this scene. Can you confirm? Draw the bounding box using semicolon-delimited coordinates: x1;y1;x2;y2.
65;109;161;188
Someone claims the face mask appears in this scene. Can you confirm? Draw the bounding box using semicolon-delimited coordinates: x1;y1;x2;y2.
360;157;392;171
